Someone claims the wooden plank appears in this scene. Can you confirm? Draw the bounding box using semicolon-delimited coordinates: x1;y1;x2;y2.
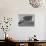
43;43;46;46
24;43;28;46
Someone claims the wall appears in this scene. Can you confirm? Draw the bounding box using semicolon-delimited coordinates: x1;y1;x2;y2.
0;0;46;40
44;15;46;40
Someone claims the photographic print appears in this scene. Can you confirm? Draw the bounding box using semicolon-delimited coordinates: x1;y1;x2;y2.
18;14;35;26
29;0;43;8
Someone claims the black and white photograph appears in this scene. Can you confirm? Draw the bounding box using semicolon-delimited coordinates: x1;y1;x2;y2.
29;0;44;8
18;14;35;26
